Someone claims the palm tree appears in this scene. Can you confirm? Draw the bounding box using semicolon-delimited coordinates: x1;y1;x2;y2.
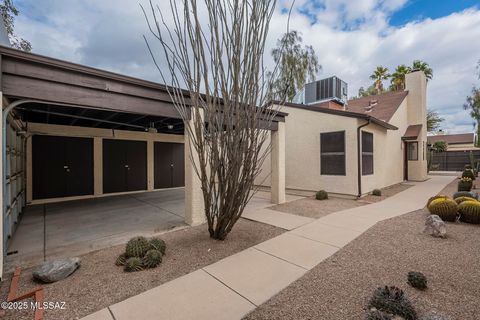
390;64;412;91
412;60;433;81
370;66;390;94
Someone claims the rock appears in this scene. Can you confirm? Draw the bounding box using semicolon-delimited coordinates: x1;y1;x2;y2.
423;215;447;238
421;314;450;320
33;257;81;283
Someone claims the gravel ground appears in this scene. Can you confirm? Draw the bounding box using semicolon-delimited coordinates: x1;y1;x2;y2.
245;179;480;320
0;219;284;320
269;183;411;219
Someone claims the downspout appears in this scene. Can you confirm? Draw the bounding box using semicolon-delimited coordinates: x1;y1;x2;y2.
357;119;371;198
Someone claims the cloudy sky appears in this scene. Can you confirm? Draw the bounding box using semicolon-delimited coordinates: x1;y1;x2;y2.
14;0;480;133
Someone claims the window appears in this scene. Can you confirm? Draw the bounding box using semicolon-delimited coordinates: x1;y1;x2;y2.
362;131;374;175
320;131;346;175
408;142;418;160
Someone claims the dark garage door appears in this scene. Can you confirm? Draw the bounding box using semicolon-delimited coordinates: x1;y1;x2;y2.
103;139;147;193
32;135;94;199
154;142;185;189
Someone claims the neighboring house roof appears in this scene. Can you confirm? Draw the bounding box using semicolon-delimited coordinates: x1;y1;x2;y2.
281;101;398;130
427;133;474;145
346;91;409;122
402;124;423;140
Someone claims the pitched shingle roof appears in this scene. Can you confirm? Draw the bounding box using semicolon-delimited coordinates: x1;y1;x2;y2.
427;133;474;145
346;91;409;122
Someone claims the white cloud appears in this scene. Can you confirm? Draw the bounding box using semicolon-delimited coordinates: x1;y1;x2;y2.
14;0;480;133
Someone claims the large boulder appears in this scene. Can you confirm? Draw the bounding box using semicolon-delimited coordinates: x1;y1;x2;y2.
33;257;81;283
423;215;447;238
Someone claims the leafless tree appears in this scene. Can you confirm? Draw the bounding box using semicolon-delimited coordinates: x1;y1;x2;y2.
142;0;288;240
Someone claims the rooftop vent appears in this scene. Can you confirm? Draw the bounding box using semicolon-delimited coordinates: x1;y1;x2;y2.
364;99;378;112
292;76;348;105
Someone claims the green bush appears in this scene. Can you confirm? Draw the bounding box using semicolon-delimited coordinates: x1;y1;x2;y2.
462;169;475;180
427;198;458;222
407;271;427;290
372;189;382;196
458;177;473;192
368;286;417;320
453;191;478;200
458;200;480;224
315;190;328;200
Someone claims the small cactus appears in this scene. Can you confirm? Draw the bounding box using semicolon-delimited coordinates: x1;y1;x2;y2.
407;271;427;290
458;177;473;192
115;253;127;266
368;286;417;320
372;189;382;196
427;198;458;222
142;249;162;268
124;257;143;272
365;309;394;320
125;236;150;258
462;169;475;180
458;200;480;224
149;238;166;255
315;190;328;200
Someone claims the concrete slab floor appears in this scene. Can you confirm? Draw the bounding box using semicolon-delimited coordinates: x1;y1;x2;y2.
6;188;187;270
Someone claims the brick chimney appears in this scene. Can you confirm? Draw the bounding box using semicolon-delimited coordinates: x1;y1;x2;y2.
314;100;345;111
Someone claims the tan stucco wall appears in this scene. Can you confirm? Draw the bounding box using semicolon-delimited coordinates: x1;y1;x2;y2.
25;122;184;204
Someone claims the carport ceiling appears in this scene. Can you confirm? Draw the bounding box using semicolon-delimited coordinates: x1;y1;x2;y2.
14;102;184;134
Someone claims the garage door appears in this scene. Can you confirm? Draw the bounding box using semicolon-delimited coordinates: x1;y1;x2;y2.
32;135;94;199
154;142;185;189
103;139;147;193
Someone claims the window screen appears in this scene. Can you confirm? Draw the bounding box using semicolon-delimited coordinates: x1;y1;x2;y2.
362;131;373;175
408;142;418;161
320;131;346;175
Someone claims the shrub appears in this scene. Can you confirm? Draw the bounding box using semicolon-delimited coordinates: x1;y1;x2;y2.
142;249;163;268
368;286;417;320
149;238;166;255
458;200;480;224
125;236;150;258
426;195;448;209
453;191;478;200
372;189;382;196
457;177;473;192
454;196;477;204
427;198;458;222
462;169;475;181
316;190;328;200
124;257;143;272
407;271;427;290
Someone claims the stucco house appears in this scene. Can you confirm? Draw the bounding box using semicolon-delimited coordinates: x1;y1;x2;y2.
257;70;428;197
428;133;478;151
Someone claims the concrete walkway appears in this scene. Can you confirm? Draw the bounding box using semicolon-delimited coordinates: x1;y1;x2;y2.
81;176;454;320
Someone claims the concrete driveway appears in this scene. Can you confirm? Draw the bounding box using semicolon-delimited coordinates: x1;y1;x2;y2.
6;188;186;270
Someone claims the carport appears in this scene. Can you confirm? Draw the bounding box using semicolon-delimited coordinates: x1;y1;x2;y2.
0;46;286;276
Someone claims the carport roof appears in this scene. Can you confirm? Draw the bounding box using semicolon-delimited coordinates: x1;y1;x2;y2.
0;46;286;127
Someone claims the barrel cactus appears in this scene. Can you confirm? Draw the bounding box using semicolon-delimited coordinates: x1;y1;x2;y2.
142;249;162;268
149;238;166;255
124;257;143;272
462;169;475;180
368;286;417;320
458;200;480;224
407;271;427;290
453;191;478;200
427;198;458;222
126;236;150;258
458;177;473;192
454;196;477;205
316;190;328;200
426;195;448;209
372;189;382;196
115;253;127;266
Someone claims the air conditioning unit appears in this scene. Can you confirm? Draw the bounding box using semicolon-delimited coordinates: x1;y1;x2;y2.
298;76;348;105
